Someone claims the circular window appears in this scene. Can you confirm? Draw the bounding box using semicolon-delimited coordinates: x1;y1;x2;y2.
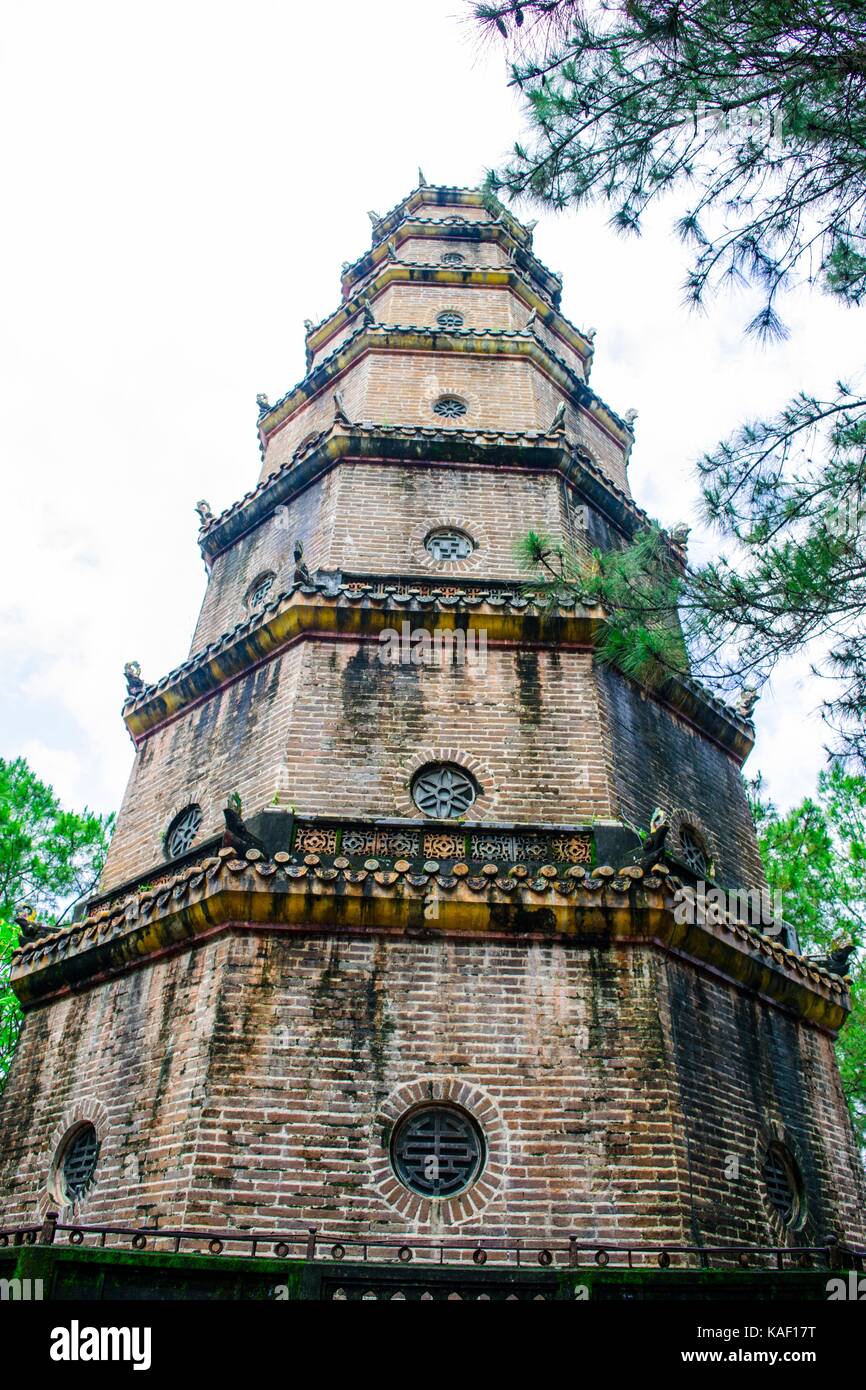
441;251;466;266
60;1125;100;1203
165;804;203;859
247;572;275;609
679;825;709;876
437;310;464;328
432;396;467;419
392;1105;484;1197
425;528;474;561
762;1143;804;1228
412;763;476;819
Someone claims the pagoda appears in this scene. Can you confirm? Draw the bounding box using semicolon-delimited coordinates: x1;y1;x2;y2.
1;181;863;1300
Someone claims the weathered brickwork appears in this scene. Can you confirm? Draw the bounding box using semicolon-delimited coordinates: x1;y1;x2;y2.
100;643;304;888
100;642;613;889
412;202;493;223
194;457;622;657
655;955;866;1245
1;932;862;1247
262;353;628;491
399;237;507;269
596;666;767;890
311;284;585;377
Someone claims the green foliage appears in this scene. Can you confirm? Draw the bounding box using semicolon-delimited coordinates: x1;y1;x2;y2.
0;756;113;1092
474;0;866;333
515;524;689;686
750;764;866;1143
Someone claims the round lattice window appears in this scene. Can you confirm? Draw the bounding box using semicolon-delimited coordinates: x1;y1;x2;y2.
411;764;476;818
437;310;464;328
165;804;203;859
61;1125;100;1203
425;528;474;561
392;1105;484;1197
762;1143;804;1228
441;251;466;266
247;572;275;608
679;825;709;876
432;396;467;419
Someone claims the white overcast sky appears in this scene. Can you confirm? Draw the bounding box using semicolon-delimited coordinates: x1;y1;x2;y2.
1;1;863;821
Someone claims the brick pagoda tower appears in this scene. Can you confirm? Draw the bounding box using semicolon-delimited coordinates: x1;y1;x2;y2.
2;182;863;1300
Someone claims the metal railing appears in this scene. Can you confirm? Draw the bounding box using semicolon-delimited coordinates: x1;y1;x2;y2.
2;1215;862;1272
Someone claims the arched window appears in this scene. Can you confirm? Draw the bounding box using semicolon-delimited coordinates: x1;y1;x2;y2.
425;528;474;561
679;824;709;876
165;804;203;859
762;1142;805;1228
432;396;467;419
59;1124;100;1203
246;572;275;609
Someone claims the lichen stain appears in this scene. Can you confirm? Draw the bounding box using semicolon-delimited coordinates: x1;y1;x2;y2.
514;650;543;726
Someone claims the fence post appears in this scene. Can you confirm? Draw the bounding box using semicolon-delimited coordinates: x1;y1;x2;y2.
39;1211;58;1246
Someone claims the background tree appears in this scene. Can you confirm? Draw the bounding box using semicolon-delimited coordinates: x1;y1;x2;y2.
0;756;113;1092
750;763;866;1143
475;1;866;763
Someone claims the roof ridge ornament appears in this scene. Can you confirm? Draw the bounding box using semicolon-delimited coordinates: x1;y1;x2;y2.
333;389;351;425
735;687;760;721
548;401;567;435
124;660;145;697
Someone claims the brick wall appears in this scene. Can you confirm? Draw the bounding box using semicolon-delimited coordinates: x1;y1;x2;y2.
311;283;585;379
596;667;767;890
99;640;613;889
399;237;507;269
100;643;305;888
193;462;607;655
262;352;629;492
1;930;862;1249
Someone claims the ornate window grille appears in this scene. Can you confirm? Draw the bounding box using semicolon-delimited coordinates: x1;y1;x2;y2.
762;1143;803;1227
392;1105;484;1197
247;572;275;608
441;251;465;266
432;396;467;419
62;1125;100;1202
679;825;709;876
436;310;464;328
425;529;473;561
411;764;476;818
165;804;203;859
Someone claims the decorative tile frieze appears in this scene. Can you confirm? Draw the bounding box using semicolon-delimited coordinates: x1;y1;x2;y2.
423;832;466;860
340;828;421;858
292;827;338;855
549;835;593;865
290;822;592;867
